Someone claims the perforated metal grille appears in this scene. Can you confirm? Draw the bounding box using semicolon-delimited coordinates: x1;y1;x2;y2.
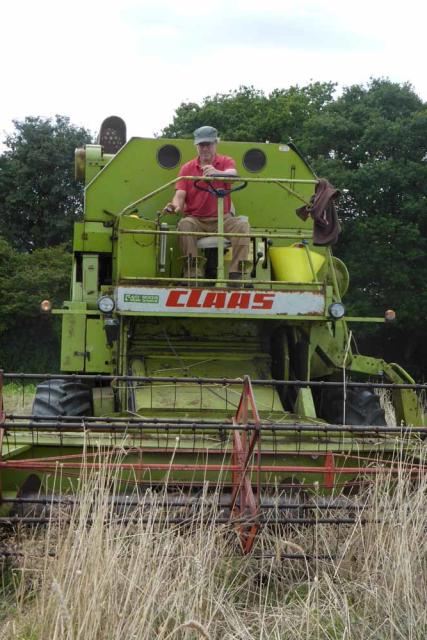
100;128;124;154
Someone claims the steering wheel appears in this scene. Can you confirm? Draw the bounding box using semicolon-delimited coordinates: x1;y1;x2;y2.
194;173;248;198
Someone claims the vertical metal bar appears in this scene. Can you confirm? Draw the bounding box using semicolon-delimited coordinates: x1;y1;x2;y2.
324;452;335;490
159;222;168;273
326;247;341;301
216;197;225;286
327;247;349;343
229;375;262;554
290;165;296;192
302;240;317;282
137;448;143;485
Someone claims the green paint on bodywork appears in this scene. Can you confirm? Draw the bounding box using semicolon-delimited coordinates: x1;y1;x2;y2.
6;130;423;506
61;312;86;371
294;388;317;419
74;221;112;253
57;135;425;426
115;216;158;280
84;138;315;227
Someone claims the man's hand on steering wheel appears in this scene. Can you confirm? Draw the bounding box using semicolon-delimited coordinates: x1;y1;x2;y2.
202;165;237;177
202;165;219;176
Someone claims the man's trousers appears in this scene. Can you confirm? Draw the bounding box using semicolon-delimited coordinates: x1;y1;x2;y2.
177;214;250;273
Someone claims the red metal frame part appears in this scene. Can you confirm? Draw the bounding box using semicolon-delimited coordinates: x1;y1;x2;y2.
229;375;261;554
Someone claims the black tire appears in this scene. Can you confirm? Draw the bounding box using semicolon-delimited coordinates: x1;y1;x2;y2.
317;387;386;426
32;379;92;417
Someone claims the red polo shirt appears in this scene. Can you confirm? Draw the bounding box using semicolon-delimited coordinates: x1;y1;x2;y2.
175;155;236;218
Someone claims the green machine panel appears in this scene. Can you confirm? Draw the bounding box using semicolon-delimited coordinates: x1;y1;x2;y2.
82;254;99;303
86;318;113;373
84;138;316;230
115;216;157;280
73;222;112;253
61;314;86;371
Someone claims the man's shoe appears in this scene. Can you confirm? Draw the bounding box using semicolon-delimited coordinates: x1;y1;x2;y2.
227;272;243;287
181;257;205;278
227;272;254;288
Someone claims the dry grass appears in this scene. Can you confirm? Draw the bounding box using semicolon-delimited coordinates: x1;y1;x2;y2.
1;386;426;638
2;383;35;415
0;445;426;640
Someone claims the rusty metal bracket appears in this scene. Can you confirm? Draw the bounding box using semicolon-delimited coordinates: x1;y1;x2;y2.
230;375;261;554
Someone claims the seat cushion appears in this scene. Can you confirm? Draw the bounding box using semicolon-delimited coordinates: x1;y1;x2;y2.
197;236;231;250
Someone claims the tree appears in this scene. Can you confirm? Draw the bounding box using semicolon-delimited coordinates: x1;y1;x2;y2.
162;83;336;142
0;115;92;251
163;79;427;375
0;236;71;371
303;80;427;373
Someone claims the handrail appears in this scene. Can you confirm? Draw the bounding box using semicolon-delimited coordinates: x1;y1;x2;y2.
118;175;317;218
113;174;329;292
2;372;426;390
118;229;313;239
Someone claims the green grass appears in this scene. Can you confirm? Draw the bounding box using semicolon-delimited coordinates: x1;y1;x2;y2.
2;383;35;415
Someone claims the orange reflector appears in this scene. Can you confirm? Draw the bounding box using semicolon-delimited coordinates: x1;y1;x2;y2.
385;309;396;322
40;299;52;313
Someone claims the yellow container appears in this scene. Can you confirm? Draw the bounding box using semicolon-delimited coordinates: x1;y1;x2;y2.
269;244;325;282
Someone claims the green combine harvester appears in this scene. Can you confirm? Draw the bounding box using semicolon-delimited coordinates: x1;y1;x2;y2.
0;116;425;553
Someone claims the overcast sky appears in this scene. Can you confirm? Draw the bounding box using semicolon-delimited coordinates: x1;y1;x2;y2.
1;0;426;144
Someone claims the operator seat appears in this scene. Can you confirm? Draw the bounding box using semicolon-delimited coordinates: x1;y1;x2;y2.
197;237;231;279
196;202;240;279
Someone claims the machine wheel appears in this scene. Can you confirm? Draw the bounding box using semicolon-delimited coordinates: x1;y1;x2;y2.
32;379;93;417
318;387;386;426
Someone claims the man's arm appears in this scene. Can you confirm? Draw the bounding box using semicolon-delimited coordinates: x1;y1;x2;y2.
165;189;186;213
202;166;237;177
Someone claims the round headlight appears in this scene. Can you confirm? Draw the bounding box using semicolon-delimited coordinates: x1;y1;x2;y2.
385;309;396;322
97;295;115;314
328;302;346;319
40;299;52;313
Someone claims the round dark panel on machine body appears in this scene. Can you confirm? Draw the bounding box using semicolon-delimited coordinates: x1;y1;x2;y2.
157;145;181;169
243;148;267;172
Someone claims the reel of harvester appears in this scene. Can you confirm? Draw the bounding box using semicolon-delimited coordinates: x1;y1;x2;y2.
1;371;426;558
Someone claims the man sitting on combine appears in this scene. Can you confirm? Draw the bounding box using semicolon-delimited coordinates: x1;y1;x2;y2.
165;126;250;283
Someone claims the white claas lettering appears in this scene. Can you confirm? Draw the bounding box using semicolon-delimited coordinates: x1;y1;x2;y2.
166;290;275;310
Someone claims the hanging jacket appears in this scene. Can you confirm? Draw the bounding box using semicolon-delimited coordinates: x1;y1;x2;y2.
296;178;341;245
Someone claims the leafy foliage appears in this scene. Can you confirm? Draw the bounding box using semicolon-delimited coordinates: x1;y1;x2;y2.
162;83;336;143
0;238;70;371
305;80;427;372
0;82;426;375
164;79;427;375
0;115;92;251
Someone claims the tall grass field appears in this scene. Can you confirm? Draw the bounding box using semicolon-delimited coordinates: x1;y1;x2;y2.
0;387;426;639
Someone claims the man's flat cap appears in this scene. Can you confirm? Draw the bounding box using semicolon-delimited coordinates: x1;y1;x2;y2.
194;126;218;145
